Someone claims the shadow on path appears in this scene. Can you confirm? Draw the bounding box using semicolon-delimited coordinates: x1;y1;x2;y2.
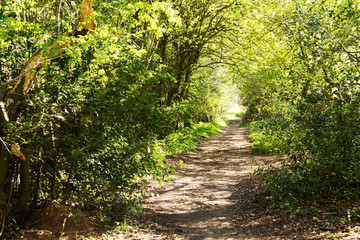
141;119;321;240
143;119;253;239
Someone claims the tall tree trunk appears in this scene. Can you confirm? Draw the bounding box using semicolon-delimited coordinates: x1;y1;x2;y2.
0;147;10;202
18;157;30;209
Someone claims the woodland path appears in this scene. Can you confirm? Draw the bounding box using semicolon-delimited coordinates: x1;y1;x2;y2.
124;118;297;239
143;118;254;239
20;118;285;240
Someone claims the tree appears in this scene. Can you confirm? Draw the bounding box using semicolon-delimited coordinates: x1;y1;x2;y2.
0;0;243;236
0;0;96;233
237;0;360;206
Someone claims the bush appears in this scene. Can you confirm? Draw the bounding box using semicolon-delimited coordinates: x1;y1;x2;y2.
248;119;292;155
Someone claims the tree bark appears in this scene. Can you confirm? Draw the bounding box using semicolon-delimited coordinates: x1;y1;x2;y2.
18;157;30;209
0;146;10;202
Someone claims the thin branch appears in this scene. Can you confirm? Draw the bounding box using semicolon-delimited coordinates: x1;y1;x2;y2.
0;137;11;155
0;102;9;121
0;53;66;99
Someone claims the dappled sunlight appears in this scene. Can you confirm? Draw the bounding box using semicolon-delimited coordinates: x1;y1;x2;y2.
143;118;256;239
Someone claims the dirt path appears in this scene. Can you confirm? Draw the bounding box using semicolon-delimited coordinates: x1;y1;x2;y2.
127;119;330;240
140;118;257;239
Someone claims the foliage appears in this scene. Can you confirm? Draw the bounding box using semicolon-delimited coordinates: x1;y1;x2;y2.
248;121;291;155
163;122;221;157
229;0;290;121
237;0;360;212
0;0;239;236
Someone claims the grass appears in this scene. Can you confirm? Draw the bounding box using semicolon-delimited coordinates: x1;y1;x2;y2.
163;122;221;157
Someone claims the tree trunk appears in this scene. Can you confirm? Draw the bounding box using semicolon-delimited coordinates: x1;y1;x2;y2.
0;147;10;202
18;157;30;209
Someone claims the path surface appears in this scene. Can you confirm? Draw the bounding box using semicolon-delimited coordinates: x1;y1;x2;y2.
143;118;256;239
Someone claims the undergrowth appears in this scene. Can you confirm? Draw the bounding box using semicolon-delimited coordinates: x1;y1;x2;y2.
163;122;221;157
247;121;290;155
246;120;360;228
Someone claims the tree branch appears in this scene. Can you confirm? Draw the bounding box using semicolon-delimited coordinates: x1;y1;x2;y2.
0;0;96;122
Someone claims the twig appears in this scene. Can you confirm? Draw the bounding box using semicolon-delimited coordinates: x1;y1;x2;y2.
0;102;9;122
0;137;11;155
0;53;66;95
59;217;67;240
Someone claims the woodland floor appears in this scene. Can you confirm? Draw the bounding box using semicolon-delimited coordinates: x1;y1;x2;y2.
19;118;360;239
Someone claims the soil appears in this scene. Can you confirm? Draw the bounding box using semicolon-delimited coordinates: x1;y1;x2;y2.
15;203;95;240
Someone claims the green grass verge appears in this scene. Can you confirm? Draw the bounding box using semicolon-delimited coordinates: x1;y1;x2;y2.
163;122;221;157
